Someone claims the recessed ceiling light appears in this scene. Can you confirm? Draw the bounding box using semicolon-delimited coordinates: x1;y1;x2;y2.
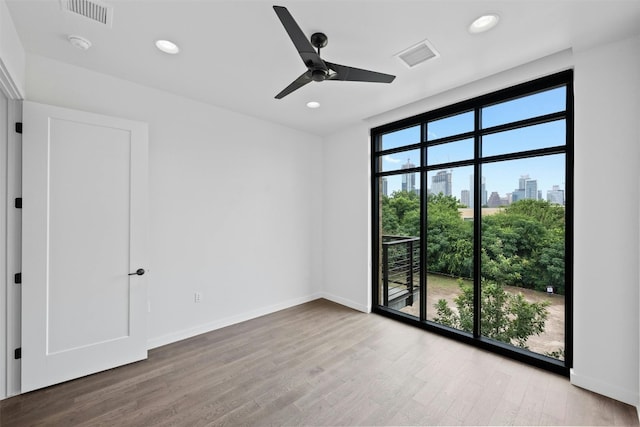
68;35;92;50
155;39;180;54
468;14;500;34
306;101;320;109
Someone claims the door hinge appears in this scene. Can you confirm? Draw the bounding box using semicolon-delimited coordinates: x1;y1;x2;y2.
14;273;21;284
15;198;22;209
15;122;22;134
14;348;21;359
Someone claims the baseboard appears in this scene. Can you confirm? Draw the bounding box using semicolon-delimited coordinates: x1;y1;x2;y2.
147;293;323;350
320;292;370;313
570;368;639;407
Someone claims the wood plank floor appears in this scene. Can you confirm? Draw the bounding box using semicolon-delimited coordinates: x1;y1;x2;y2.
1;298;638;426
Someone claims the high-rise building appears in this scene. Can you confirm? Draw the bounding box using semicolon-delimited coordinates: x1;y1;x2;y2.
525;180;538;200
461;189;470;207
381;177;388;197
512;189;525;202
547;185;565;205
469;174;487;206
482;176;487;206
519;174;530;191
513;174;538;201
401;159;416;193
431;170;452;196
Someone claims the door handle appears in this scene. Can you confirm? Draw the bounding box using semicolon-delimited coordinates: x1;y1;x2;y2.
128;268;145;276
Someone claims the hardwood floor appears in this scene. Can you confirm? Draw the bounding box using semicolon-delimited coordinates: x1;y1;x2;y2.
1;298;638;426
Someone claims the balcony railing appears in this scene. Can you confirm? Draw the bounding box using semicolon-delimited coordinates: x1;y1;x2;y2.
382;235;420;310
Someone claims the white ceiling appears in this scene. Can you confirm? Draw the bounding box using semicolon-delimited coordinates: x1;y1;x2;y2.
6;0;640;136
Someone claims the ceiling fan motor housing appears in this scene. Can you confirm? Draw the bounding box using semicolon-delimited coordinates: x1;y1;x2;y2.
311;69;327;81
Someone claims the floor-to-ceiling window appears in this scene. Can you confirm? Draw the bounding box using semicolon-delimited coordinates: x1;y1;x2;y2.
372;71;573;374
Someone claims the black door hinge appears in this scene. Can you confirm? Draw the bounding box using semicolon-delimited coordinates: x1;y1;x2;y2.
15;198;22;209
14;273;21;284
15;122;22;134
14;348;21;359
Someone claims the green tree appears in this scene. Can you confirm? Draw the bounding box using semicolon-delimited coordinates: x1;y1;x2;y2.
426;194;473;277
434;280;550;349
504;199;565;230
381;193;565;293
481;200;565;294
382;190;420;236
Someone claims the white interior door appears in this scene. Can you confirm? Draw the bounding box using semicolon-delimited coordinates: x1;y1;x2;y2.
21;101;148;393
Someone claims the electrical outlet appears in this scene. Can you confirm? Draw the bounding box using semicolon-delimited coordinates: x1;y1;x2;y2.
194;292;202;303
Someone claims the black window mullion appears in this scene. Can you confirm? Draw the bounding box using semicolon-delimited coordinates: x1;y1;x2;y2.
376;142;423;157
375;168;421;179
479;111;566;137
420;123;428;321
564;74;575;369
426;131;476;147
473;106;482;338
371;132;380;308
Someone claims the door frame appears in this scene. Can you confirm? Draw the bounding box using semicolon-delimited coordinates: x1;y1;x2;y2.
1;61;23;399
4;98;21;398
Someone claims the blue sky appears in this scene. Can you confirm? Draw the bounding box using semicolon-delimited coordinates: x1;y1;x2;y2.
380;87;567;199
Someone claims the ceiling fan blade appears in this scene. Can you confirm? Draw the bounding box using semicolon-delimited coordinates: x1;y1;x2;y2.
273;6;327;72
326;61;396;83
275;71;313;99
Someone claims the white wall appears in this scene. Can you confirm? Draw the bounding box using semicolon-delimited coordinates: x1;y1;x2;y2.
571;35;640;407
23;54;324;349
321;123;371;312
322;38;640;406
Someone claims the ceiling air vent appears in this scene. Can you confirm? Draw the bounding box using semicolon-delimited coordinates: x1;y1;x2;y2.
396;39;440;68
60;0;113;27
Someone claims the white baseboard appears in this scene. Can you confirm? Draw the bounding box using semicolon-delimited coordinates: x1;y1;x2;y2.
147;293;323;350
319;292;370;313
570;368;639;407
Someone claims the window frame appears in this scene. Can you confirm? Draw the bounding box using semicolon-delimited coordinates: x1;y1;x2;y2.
371;70;574;376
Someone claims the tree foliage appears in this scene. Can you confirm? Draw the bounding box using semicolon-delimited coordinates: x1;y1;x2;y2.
434;280;550;348
381;193;565;294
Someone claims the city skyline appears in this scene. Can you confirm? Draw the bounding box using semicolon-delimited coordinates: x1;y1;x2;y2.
379;86;567;205
382;155;566;206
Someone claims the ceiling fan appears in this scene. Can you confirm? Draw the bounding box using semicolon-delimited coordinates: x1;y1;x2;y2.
273;5;396;99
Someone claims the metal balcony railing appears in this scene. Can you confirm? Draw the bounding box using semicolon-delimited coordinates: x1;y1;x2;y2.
382;235;420;310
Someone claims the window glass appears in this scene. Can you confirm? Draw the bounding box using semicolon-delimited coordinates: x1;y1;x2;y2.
380;149;420;172
378;174;421;317
428;111;473;141
426;165;474;328
428;138;473;166
481;154;566;360
482;87;566;128
380;125;421;151
482;120;566;157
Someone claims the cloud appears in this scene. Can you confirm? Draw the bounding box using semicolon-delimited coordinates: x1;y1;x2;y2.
383;155;402;164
